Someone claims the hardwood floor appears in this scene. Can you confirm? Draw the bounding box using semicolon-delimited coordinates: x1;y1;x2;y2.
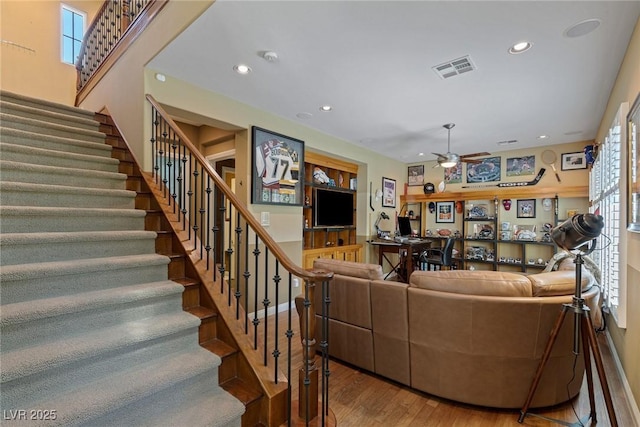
270;310;636;427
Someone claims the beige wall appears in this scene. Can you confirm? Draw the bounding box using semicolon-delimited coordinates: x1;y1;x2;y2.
0;0;102;105
595;18;640;414
144;69;407;260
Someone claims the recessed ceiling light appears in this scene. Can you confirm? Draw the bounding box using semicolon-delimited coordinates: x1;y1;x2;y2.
418;152;424;156
537;135;549;140
508;41;532;54
233;64;251;75
154;73;166;82
320;105;332;112
564;19;601;38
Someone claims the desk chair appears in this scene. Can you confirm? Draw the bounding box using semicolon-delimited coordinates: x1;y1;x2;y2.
419;237;456;271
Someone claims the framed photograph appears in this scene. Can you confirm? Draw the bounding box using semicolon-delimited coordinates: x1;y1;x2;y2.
628;92;640;232
407;165;424;186
466;156;501;183
561;152;587;170
382;177;396;208
435;201;455;223
444;162;462;183
506;155;535;176
517;199;536;218
251;126;304;205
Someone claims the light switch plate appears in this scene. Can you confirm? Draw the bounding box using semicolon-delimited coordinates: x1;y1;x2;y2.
260;211;270;227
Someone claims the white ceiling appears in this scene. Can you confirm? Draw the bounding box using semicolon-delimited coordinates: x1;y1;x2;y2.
148;1;640;164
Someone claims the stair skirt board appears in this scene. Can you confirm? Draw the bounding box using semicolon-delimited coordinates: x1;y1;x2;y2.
0;90;245;426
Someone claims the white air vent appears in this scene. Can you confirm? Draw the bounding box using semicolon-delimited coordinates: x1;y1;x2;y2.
432;55;477;79
497;139;518;146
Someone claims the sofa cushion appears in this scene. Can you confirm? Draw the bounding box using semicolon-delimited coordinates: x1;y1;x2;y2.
313;258;384;281
529;269;594;297
410;270;533;297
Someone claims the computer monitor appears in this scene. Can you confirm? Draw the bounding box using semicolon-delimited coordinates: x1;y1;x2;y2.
398;216;412;237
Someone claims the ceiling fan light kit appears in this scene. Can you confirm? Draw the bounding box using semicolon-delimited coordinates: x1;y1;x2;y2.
433;123;490;168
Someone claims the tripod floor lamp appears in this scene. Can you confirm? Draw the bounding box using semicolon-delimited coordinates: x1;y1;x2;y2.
518;213;618;427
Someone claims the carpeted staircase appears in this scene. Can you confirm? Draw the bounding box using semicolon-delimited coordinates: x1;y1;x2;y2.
0;91;245;426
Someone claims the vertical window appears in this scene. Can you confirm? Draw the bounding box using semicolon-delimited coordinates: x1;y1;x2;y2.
61;5;85;65
590;104;626;328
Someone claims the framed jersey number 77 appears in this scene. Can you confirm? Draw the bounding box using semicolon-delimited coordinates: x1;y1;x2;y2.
251;126;305;206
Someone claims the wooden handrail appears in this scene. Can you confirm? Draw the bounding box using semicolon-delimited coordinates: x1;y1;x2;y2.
145;94;333;283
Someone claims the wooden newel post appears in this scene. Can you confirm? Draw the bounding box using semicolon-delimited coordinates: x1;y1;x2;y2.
295;279;319;420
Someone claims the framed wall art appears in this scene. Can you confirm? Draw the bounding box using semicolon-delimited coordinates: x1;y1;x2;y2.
382;177;396;208
506;155;535;176
628;92;640;232
466;156;501;183
561;152;587;170
251;126;304;205
517;199;536;218
435;201;455;223
407;165;424;186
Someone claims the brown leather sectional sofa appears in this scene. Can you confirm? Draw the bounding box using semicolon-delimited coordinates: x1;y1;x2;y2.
311;257;600;408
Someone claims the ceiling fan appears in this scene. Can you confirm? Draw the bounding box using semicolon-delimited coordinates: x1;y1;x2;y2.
433;123;490;168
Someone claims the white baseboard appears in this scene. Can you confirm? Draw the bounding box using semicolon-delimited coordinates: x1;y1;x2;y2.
605;331;640;425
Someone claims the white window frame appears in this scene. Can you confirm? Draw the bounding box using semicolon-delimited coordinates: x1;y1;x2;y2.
590;102;628;328
61;4;86;65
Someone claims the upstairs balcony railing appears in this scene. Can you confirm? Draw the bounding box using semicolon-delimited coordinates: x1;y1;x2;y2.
75;0;166;101
146;95;334;426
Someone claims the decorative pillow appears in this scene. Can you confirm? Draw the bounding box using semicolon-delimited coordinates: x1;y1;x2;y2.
409;271;533;297
313;258;383;281
530;270;594;297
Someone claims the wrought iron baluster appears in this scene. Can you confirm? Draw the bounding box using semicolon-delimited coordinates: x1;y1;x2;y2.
170;133;178;212
235;211;242;319
180;148;188;229
272;261;281;382
322;278;331;421
252;234;261;350
192;163;200;250
227;205;233;306
187;152;194;239
150;108;158;180
205;175;212;270
286;272;294;426
218;193;226;293
263;247;270;366
243;223;251;334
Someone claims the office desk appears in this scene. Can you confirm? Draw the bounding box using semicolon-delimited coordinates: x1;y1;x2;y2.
369;239;432;282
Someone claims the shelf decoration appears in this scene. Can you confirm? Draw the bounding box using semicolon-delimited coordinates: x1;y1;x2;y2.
628;92;640;232
251;126;304;206
516;199;536;218
435;201;455;223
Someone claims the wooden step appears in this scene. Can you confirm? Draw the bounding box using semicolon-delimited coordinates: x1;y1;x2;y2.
186;305;218;343
173;277;200;309
222;378;264;427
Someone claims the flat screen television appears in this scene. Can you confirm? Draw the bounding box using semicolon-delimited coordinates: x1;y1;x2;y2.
314;188;355;227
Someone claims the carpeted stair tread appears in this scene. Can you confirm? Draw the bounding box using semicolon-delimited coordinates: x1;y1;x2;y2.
0;254;171;304
0;113;106;143
0;142;120;172
0;160;127;189
0;281;185;349
0;230;158;265
0;90;97;119
0;253;170;282
0;206;146;233
1;280;182;326
0;310;203;383
0;181;136;208
0;127;113;157
96;372;245;427
1;99;101;130
5;348;225;427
